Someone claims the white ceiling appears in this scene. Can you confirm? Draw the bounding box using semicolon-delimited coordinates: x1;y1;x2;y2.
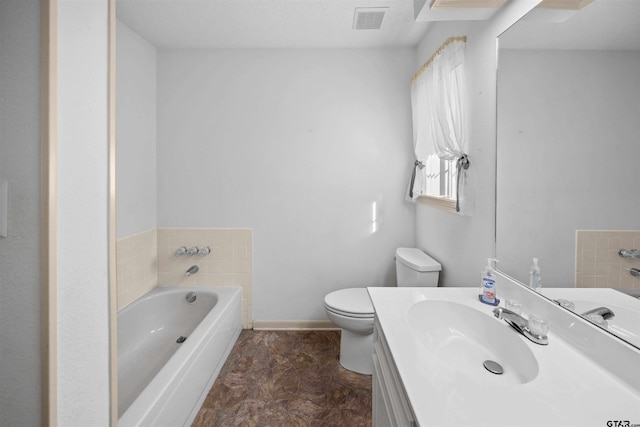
500;0;640;50
116;0;640;50
116;0;434;49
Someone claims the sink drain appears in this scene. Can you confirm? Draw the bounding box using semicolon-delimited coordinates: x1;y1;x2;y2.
483;360;504;375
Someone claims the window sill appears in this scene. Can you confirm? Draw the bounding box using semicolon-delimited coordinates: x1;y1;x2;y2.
416;195;458;214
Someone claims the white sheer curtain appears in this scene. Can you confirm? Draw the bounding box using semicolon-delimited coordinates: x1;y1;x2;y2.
408;74;428;199
408;37;473;215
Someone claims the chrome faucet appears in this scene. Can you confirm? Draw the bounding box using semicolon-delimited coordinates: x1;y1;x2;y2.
493;307;548;346
185;265;199;276
580;307;615;320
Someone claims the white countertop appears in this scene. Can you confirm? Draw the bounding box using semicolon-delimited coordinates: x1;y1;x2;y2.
368;287;640;427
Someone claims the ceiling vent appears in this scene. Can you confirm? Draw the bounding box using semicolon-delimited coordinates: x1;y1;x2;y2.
353;7;388;30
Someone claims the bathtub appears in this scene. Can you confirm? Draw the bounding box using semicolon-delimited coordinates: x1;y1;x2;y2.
118;286;242;427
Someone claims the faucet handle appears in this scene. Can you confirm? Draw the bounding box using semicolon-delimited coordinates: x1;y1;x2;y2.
198;246;211;257
505;299;522;315
186;246;199;257
527;314;549;338
174;246;187;256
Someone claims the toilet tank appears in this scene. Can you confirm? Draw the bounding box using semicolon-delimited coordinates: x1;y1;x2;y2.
395;248;441;287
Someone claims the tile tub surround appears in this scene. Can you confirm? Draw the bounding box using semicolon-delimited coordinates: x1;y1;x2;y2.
576;230;640;290
117;227;253;328
157;228;253;328
117;229;158;310
191;330;372;426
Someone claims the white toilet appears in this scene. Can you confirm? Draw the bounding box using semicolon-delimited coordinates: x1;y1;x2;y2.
324;247;441;374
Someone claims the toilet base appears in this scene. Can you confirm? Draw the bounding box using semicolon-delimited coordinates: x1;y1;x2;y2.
339;329;373;375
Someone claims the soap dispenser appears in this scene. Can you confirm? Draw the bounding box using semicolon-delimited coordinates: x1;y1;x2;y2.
529;258;542;292
479;258;500;306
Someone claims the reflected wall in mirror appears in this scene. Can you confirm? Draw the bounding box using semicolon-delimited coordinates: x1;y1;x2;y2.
496;0;640;347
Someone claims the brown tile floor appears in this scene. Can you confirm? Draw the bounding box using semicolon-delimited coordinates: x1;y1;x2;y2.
192;330;372;426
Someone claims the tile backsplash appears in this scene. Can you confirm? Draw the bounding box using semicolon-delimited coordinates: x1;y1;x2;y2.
117;229;158;310
117;227;253;328
575;230;640;290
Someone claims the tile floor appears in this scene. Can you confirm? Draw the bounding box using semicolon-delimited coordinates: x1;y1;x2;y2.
191;330;372;426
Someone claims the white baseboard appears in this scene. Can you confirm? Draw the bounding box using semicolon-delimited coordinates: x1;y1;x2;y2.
252;319;339;331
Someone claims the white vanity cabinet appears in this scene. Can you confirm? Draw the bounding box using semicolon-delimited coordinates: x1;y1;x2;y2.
368;287;640;426
372;318;417;427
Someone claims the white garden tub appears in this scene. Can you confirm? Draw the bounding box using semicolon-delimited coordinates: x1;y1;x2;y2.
118;286;242;427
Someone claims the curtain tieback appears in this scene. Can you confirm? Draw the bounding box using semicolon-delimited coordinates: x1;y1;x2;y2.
409;160;425;198
455;154;470;212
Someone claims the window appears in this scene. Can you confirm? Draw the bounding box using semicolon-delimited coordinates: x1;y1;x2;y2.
408;36;471;215
421;154;458;212
425;154;457;200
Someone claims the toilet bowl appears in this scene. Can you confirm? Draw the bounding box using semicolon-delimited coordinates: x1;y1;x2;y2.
324;248;441;375
324;288;375;374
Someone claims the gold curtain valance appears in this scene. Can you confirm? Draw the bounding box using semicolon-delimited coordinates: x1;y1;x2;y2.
411;36;467;83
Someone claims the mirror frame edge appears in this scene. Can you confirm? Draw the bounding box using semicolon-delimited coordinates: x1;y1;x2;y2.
41;0;58;425
108;0;118;425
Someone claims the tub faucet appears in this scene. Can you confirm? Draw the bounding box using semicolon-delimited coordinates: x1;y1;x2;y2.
493;307;548;346
581;307;615;320
185;265;199;276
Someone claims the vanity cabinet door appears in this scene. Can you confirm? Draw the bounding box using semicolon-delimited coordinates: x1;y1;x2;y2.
373;354;394;427
373;320;416;427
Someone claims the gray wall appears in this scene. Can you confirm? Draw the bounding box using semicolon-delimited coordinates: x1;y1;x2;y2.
497;49;640;285
0;1;42;425
156;48;417;321
116;20;157;239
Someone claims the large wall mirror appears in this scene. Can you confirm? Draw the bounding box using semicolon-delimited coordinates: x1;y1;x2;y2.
496;0;640;348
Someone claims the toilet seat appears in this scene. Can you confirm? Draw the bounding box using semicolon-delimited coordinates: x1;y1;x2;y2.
325;305;374;319
324;288;374;319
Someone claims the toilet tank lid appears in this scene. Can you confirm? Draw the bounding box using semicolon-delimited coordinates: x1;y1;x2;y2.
396;248;441;272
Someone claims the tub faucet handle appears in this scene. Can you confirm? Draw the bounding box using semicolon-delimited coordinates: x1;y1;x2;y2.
174;246;187;256
198;246;211;256
186;246;199;257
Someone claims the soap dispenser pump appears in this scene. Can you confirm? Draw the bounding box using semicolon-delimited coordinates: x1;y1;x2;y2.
479;258;500;306
530;258;542;292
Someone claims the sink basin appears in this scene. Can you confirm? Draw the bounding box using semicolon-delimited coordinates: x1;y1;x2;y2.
407;300;539;385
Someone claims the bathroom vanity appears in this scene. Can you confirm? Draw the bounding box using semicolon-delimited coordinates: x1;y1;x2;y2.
368;284;640;427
